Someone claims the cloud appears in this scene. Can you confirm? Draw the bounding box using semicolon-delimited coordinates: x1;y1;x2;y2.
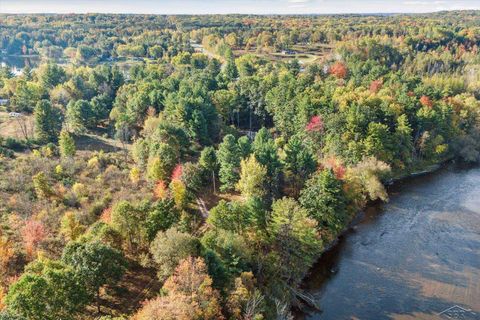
287;0;311;3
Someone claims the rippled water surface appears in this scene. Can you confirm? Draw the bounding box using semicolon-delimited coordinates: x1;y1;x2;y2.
303;166;480;320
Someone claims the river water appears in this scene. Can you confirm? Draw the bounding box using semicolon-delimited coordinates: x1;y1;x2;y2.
0;55;40;75
302;165;480;320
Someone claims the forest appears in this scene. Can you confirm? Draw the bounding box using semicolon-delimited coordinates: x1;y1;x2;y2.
0;11;480;320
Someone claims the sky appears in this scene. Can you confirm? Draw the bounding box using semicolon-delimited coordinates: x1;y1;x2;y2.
1;0;480;15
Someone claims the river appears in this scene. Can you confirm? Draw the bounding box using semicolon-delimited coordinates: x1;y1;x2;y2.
0;55;40;75
301;165;480;320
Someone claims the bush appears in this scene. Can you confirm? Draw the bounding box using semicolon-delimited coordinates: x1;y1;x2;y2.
4;138;26;152
0;146;14;158
150;228;200;281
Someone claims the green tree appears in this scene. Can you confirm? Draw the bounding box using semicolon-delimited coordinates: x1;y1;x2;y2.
223;57;239;82
144;199;179;241
110;201;146;252
34;100;62;143
201;229;252;277
11;80;44;112
283;135;317;196
65;100;94;133
146;142;177;182
267;197;321;288
62;241;126;313
364;122;394;164
149;227;200;281
208;200;250;233
252;128;282;198
394;114;414;165
37;63;66;88
217;134;241;192
76;45;97;63
237;136;251;158
5;259;90;320
236;155;268;200
90;93;112;122
148;45;164;59
58;130;76;158
199;146;218;193
82;222;123;250
212;89;237;124
188;109;209;144
32;172;53;199
299;169;349;232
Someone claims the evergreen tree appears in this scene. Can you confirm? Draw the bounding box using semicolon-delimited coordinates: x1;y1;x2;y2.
395;114;414;165
217;134;241;192
224;57;239;81
237;135;252;158
252;128;282;198
34;100;62;143
188;109;209;144
37;63;66;89
267;197;321;288
299;169;349;232
199;146;218;193
364;122;394;163
65;100;94;133
146;143;177;182
283;135;317;196
58;130;76;158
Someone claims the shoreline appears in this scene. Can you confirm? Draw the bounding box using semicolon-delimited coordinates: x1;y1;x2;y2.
295;159;451;313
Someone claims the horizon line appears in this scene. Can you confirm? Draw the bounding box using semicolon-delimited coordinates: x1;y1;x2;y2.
1;9;478;15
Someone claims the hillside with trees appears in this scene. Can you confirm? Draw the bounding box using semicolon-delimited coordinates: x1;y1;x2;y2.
0;11;480;320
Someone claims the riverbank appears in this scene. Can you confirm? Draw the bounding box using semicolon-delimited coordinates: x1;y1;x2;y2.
296;159;452;312
298;162;480;319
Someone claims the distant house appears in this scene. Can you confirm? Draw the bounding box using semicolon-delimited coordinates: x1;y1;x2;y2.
8;112;21;118
0;99;9;106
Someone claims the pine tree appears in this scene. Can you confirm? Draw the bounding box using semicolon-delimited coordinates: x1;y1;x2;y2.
283;136;317;196
217;135;241;192
299;169;348;232
395;114;413;164
59;130;76;158
34;100;62;143
199;146;218;193
252;128;282;197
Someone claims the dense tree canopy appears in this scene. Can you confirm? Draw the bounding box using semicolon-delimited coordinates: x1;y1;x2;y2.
1;10;480;320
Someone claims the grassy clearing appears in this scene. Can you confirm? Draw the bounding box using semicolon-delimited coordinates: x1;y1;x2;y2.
0;111;35;140
234;43;333;65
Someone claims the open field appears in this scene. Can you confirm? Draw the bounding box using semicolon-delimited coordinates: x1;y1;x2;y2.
234;43;333;65
0;110;35;140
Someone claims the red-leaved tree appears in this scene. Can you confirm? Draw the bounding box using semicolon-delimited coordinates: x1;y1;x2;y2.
420;95;433;108
306;115;324;133
370;79;383;93
171;164;183;181
329;61;348;79
21;219;46;257
322;157;346;180
154;180;168;200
